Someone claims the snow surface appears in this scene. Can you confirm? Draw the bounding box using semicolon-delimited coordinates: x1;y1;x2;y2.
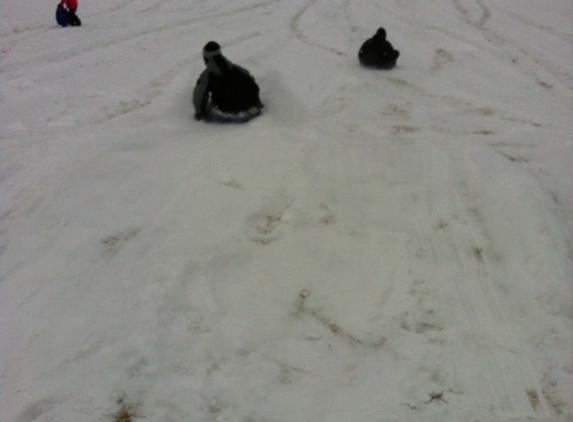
1;1;573;421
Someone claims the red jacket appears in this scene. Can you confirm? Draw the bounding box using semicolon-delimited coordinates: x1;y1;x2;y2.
62;0;78;10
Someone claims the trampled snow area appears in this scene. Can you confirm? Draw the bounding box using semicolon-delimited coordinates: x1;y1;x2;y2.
1;1;572;421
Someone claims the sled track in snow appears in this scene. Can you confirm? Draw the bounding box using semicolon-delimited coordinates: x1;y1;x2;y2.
452;0;491;30
290;0;349;58
418;142;555;419
451;0;570;90
491;4;573;46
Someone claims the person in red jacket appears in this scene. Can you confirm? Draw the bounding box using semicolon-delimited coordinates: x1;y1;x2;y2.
61;0;81;26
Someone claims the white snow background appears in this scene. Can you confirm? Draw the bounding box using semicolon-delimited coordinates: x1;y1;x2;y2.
1;1;573;421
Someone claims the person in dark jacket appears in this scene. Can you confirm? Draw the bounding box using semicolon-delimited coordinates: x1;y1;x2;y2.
193;41;263;122
358;28;399;69
62;0;81;26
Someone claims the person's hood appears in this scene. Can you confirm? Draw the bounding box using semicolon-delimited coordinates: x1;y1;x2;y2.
206;55;232;76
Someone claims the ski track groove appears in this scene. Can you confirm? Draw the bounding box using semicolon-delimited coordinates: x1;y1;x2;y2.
425;161;513;415
490;3;573;45
290;0;348;58
414;151;483;403
452;0;571;90
425;143;553;419
451;0;491;29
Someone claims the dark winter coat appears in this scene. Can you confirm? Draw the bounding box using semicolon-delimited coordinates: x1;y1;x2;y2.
61;0;81;26
193;54;261;118
358;28;399;69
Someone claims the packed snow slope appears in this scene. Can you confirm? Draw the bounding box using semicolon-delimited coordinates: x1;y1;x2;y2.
1;1;573;421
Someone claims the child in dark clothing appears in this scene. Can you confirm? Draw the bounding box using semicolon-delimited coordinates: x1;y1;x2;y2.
61;0;81;26
193;41;263;122
358;28;399;69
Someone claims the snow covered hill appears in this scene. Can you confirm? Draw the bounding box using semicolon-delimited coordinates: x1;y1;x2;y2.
1;1;572;421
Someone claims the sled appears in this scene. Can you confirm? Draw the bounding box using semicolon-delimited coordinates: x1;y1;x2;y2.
56;3;69;27
204;106;262;124
360;61;397;70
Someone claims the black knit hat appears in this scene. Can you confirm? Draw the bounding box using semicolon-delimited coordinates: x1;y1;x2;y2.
203;41;221;60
